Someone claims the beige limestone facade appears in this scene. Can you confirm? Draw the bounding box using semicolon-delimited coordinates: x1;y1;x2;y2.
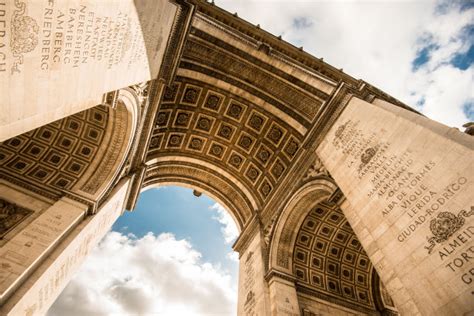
0;1;472;315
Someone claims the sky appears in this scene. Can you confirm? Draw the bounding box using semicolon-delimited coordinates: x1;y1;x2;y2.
48;1;473;315
48;187;239;315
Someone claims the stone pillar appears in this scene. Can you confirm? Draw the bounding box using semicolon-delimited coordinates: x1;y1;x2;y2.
0;178;131;316
236;228;271;316
0;197;88;306
267;274;300;316
317;97;474;315
0;0;180;141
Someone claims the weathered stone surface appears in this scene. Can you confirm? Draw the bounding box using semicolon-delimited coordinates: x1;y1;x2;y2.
0;179;130;316
237;231;271;316
317;97;474;315
0;197;87;305
0;0;177;141
1;1;469;315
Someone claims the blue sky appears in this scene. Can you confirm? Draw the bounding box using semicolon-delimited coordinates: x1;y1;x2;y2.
112;187;238;276
48;1;473;315
49;187;239;315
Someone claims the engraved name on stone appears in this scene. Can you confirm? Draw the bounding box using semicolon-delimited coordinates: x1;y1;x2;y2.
0;1;147;75
331;117;473;288
14;184;127;316
242;251;257;314
0;200;85;303
1;0;176;140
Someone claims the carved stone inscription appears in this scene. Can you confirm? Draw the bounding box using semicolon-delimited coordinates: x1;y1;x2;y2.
317;97;474;314
0;0;177;140
331;119;472;247
0;1;173;74
0;198;87;304
331;118;473;285
3;179;130;316
242;251;256;316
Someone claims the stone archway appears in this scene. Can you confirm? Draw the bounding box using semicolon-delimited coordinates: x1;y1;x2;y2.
263;175;397;315
143;161;250;231
0;1;472;315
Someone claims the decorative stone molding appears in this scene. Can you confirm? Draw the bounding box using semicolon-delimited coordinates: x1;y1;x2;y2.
158;0;194;84
233;214;260;254
0;198;33;238
424;206;474;254
130;82;150;107
102;90;120;109
264;269;297;284
269;179;337;271
262;214;278;247
296;284;380;315
301;156;330;182
327;187;345;205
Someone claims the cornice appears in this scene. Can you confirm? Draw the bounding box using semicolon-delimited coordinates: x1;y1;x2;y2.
264;269;297;283
159;0;195;85
187;0;359;87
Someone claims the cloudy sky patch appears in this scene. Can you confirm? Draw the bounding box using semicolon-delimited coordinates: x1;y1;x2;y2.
217;0;473;127
211;203;239;245
48;232;237;316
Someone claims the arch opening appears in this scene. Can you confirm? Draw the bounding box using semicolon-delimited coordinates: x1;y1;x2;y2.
268;178;398;315
47;185;240;316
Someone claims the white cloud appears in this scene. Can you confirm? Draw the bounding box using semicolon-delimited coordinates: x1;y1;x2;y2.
226;252;239;262
48;232;237;316
210;203;239;245
216;0;473;128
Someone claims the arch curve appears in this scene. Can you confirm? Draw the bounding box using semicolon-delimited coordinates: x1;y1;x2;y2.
268;177;337;274
144;157;257;231
73;88;141;202
267;176;397;314
0;87;141;208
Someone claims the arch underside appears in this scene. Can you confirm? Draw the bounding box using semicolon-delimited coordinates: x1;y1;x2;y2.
293;203;376;313
146;74;307;217
266;178;397;314
144;5;411;235
144;11;346;230
0;106;111;199
144;159;252;230
141;10;402;314
0;99;136;210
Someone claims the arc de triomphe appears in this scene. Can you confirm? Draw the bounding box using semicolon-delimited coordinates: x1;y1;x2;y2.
0;1;472;315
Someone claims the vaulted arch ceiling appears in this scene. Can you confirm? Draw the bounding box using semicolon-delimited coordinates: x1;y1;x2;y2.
144;1;416;231
146;76;306;221
145;10;346;228
0;100;136;206
293;203;376;313
0;106;112;198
